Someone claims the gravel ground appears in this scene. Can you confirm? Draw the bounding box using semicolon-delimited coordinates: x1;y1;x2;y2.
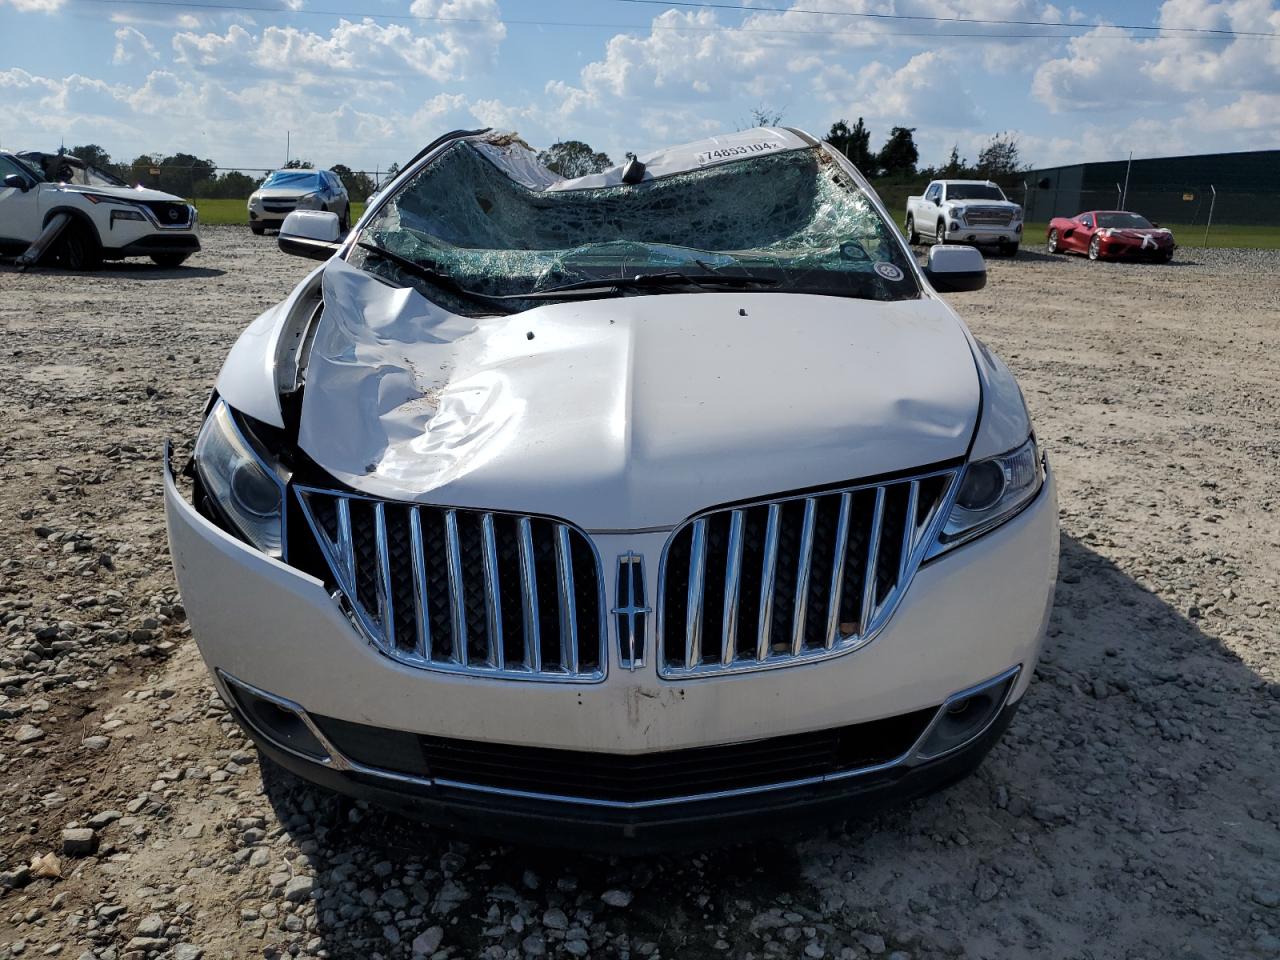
0;228;1277;960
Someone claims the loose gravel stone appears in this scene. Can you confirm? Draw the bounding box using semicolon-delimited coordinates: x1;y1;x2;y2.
60;828;95;857
283;876;314;903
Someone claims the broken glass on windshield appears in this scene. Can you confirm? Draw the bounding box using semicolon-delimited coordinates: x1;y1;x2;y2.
350;137;918;314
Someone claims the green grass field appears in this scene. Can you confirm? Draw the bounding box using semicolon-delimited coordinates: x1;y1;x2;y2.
191;197;1277;249
194;198;366;226
1023;221;1279;250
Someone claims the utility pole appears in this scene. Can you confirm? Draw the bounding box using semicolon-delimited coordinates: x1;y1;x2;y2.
1203;185;1216;248
1121;150;1133;209
286;131;291;168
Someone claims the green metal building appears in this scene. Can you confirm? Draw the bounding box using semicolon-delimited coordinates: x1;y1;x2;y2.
1022;149;1279;225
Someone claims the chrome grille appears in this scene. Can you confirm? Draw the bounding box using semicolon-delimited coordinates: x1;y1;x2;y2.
658;469;958;678
964;207;1013;226
296;487;606;681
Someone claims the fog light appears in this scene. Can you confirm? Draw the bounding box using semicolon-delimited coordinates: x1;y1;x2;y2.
219;671;329;761
915;670;1018;761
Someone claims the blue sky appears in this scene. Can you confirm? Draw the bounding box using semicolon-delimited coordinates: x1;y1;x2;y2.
1;0;1277;176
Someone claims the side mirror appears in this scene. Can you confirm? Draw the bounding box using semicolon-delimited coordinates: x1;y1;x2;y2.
1150;221;1160;228
278;210;342;261
3;173;29;192
924;244;986;293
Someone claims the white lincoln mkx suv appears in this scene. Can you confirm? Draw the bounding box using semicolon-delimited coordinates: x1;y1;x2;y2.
165;127;1058;849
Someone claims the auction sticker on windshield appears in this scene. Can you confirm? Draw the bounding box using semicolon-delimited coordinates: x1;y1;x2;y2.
695;140;782;166
874;262;904;282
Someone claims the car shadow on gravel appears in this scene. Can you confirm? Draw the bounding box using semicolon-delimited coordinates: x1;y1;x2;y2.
254;532;1278;959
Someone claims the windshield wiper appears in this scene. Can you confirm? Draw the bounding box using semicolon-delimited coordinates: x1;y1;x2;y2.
359;244;779;305
517;271;781;299
356;241;510;308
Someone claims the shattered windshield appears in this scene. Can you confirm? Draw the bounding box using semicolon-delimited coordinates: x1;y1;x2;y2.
350;139;919;315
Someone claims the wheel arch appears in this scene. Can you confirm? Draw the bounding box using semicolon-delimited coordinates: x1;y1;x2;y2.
42;205;103;249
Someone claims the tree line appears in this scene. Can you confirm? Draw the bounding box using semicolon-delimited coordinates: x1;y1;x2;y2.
824;119;1025;182
56;123;1024;204
57;144;398;201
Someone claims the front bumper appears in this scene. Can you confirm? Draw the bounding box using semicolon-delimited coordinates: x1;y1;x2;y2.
108;234;201;259
164;455;1058;837
244;688;1022;851
948;224;1022;245
1099;239;1174;259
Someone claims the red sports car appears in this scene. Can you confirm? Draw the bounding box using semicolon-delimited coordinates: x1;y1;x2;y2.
1046;211;1176;262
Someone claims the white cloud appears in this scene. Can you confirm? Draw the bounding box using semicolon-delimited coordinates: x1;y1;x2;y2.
1033;1;1280;111
113;26;160;64
171;2;504;83
1;0;67;12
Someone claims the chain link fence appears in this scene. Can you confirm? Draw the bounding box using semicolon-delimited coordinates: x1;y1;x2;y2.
1020;185;1275;231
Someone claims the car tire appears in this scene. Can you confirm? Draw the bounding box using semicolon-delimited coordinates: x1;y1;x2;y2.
150;253;190;269
936;219;947;245
1047;228;1059;254
1088;235;1102;260
339;209;350;234
906;214;919;245
1162;250;1174;263
1004;243;1019;258
56;220;102;271
250;223;265;236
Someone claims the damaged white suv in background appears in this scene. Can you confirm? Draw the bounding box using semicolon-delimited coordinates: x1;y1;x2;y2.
0;150;200;269
165;127;1058;848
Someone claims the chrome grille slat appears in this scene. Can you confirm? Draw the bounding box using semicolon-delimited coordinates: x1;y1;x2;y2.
824;492;852;650
408;507;432;661
684;518;708;669
755;504;780;662
480;513;503;670
444;510;467;666
554;524;579;675
373;502;395;651
517;517;541;673
720;511;744;666
659;467;958;678
900;481;920;584
860;487;886;635
790;499;817;656
296;488;605;682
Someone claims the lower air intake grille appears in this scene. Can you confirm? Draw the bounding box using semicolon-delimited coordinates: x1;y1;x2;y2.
659;469;957;678
296;488;606;682
311;707;939;804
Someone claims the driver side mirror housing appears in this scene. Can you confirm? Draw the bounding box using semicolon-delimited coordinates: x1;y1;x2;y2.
924;244;986;293
278;210;342;261
4;173;30;193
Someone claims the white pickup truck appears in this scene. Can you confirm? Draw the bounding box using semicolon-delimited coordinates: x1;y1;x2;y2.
905;180;1023;256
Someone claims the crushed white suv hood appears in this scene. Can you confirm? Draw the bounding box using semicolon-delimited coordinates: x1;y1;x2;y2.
56;183;187;204
294;260;979;531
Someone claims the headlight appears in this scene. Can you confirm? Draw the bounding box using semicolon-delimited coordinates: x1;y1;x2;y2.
951;206;966;219
194;400;286;557
1011;206;1023;222
928;436;1043;558
296;192;321;208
